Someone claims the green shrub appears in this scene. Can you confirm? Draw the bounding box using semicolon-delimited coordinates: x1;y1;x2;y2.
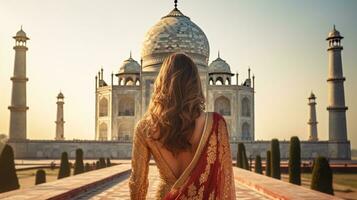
85;163;91;172
271;139;281;179
74;149;84;175
0;145;19;193
265;150;271;177
289;136;301;185
237;143;244;168
106;158;111;167
255;155;262;174
311;156;334;195
242;145;249;170
95;161;100;169
99;157;106;168
58;152;71;179
35;169;46;185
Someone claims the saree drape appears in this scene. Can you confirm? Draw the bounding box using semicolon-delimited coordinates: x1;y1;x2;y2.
129;112;236;200
163;112;236;200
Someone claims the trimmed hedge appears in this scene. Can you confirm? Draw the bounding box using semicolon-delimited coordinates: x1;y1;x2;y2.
311;156;334;195
266;150;271;177
271;139;281;179
289;136;301;185
255;155;262;174
74;148;84;175
58;152;71;179
35;169;46;185
0;145;19;193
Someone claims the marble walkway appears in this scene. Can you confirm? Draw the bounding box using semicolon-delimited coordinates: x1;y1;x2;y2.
72;166;272;200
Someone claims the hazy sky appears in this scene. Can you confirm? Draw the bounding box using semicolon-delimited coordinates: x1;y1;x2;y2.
0;0;356;148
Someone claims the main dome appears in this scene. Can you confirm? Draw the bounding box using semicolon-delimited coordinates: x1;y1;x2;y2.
141;8;210;71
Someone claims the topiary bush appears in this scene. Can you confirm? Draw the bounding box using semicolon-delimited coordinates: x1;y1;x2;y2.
106;158;111;167
74;148;84;175
58;152;71;179
289;136;301;185
0;144;19;193
271;139;281;179
236;143;244;168
311;156;334;195
255;155;262;174
95;161;100;169
242;144;249;170
35;169;46;185
85;163;91;172
99;157;106;168
266;150;271;177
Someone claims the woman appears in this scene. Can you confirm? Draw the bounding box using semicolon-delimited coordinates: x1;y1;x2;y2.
129;53;236;199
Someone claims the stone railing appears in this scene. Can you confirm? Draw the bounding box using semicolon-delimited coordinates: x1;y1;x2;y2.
0;164;131;200
233;167;342;200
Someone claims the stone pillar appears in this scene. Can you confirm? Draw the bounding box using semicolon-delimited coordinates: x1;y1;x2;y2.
8;28;29;141
308;92;318;141
55;92;65;140
326;26;348;142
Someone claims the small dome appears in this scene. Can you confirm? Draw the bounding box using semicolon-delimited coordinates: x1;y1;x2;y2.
309;92;316;99
119;55;140;74
327;25;343;40
208;54;232;74
16;29;27;37
57;92;64;99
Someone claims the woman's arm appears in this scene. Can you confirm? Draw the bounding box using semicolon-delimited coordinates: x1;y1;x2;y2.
129;122;150;200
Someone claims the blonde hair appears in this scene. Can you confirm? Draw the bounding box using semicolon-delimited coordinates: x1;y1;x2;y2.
144;53;205;154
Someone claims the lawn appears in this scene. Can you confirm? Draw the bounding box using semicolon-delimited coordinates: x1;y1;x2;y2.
301;173;357;189
16;168;74;189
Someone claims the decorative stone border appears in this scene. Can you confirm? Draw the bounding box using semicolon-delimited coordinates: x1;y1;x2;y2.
233;167;343;200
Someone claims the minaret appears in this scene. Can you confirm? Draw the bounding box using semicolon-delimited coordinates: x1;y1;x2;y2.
308;92;318;141
8;27;29;141
326;25;348;142
55;92;65;140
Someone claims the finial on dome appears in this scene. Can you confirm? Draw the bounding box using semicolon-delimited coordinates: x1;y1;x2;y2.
174;0;178;9
218;50;220;58
333;24;336;31
130;50;132;58
21;25;23;30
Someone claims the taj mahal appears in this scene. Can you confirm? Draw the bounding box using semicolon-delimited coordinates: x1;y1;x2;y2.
7;3;351;160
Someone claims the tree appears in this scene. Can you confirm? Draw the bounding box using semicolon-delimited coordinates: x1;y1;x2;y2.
311;156;334;195
255;155;262;174
242;145;249;170
95;161;100;169
106;158;111;167
0;145;19;193
99;157;106;168
289;136;301;185
74;149;84;175
35;169;46;185
265;150;271;177
236;143;243;168
237;143;249;170
85;163;91;172
58;152;71;179
271;139;281;179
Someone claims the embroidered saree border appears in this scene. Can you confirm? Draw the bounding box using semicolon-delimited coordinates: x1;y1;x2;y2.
171;112;213;190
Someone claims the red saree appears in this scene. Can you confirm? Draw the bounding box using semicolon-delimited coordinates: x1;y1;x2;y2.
163;112;236;200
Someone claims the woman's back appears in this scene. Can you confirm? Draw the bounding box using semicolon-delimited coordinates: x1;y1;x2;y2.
153;112;206;179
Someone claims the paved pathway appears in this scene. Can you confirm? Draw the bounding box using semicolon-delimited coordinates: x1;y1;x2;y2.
73;166;271;200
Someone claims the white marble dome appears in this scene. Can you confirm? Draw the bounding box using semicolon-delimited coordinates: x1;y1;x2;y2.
119;56;140;74
141;8;210;71
209;55;232;74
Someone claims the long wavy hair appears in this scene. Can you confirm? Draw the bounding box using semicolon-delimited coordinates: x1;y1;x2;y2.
144;53;205;155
